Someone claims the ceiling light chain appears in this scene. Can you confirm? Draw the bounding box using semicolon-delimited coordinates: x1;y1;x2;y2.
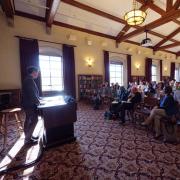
124;0;147;26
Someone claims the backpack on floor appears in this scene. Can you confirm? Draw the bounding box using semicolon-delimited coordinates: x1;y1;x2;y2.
104;111;112;120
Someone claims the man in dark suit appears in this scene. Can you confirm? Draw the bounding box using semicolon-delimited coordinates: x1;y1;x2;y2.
22;66;40;145
118;86;142;124
141;86;178;138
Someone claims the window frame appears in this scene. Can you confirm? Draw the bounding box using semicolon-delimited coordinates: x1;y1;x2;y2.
39;54;64;95
151;64;157;82
175;67;180;82
109;61;123;86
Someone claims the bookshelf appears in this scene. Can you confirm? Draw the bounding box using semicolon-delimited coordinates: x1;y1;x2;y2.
78;74;103;100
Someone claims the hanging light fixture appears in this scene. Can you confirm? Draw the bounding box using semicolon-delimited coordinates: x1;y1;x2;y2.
141;30;153;47
124;0;147;26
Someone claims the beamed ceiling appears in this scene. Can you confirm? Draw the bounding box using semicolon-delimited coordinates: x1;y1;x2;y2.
1;0;180;55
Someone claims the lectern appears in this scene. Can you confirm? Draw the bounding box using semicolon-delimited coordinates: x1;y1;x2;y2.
38;96;77;148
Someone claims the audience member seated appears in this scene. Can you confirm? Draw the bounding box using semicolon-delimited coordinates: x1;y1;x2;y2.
117;86;128;102
155;81;164;99
169;79;176;91
174;82;180;104
92;93;102;110
117;86;142;124
144;82;156;97
141;86;178;138
108;86;129;119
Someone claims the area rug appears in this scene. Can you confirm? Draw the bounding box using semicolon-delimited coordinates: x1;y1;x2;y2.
0;103;180;179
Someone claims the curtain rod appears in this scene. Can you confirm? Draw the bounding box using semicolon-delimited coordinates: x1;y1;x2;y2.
105;50;131;56
14;35;77;47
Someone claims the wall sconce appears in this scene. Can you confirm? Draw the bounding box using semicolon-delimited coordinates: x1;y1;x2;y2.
86;57;93;67
135;63;140;70
164;67;167;72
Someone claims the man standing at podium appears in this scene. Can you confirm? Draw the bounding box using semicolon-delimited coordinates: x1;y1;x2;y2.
22;66;40;145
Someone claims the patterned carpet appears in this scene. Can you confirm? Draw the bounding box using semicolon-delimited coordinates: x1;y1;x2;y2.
0;103;180;180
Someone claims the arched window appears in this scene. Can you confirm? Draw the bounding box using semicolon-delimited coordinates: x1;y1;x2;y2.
38;42;63;92
109;53;127;87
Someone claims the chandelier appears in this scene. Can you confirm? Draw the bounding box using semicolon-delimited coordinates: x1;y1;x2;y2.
124;0;147;26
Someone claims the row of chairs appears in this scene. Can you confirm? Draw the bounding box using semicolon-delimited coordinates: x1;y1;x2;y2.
127;97;180;142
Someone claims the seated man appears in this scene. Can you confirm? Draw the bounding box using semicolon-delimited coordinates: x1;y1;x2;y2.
141;86;178;138
109;86;128;119
92;93;102;110
117;86;142;124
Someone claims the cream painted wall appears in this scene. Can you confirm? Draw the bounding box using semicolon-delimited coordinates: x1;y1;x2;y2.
0;14;179;98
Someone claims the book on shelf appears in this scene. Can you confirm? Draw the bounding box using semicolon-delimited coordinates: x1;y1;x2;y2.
78;74;103;100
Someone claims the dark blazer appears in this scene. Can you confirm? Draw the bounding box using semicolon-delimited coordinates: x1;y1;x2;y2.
21;75;40;109
130;92;142;106
160;95;177;116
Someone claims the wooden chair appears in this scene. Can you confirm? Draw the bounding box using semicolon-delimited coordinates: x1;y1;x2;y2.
0;108;23;149
160;103;180;143
133;97;159;124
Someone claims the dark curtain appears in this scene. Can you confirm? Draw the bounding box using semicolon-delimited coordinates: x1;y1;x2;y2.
104;51;110;84
160;60;162;81
63;44;76;98
145;58;152;82
170;62;175;80
127;55;132;83
19;38;42;95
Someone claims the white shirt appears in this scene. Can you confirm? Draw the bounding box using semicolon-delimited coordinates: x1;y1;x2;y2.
174;90;180;104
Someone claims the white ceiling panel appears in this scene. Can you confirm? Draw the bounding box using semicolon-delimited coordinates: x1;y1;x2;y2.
166;46;180;53
125;27;136;35
75;0;140;19
140;9;161;26
153;22;179;36
154;0;166;11
161;41;175;46
129;33;163;45
55;2;124;36
173;33;180;41
14;0;46;17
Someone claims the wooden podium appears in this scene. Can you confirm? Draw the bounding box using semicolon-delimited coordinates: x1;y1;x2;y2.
38;96;77;148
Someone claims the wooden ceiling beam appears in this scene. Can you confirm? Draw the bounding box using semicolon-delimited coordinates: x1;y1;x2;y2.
118;9;180;42
62;0;178;44
173;0;180;9
136;0;166;15
166;0;173;11
1;0;14;26
116;2;149;42
61;0;126;24
14;10;177;56
177;51;180;56
1;0;14;18
46;0;61;30
136;0;180;26
156;42;180;50
53;21;116;40
154;27;180;50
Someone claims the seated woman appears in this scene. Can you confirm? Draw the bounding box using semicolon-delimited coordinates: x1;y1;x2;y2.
141;86;178;138
117;86;142;124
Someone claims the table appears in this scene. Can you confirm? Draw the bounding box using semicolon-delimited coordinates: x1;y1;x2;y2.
38;96;77;148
